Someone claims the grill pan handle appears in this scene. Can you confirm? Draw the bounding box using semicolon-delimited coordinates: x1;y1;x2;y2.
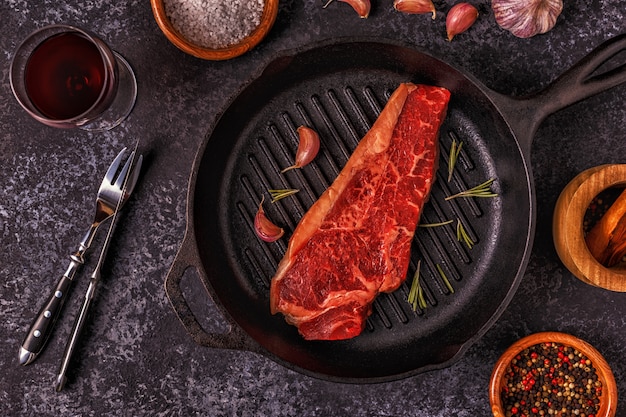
164;228;259;352
489;33;626;157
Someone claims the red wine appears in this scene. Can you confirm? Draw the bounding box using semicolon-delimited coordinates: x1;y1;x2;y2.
24;32;105;120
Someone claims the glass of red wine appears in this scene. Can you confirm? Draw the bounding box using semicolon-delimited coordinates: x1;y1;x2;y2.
10;24;137;131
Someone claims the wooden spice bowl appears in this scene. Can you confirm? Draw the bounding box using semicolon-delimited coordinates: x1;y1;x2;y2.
489;332;618;417
150;0;279;60
553;164;626;292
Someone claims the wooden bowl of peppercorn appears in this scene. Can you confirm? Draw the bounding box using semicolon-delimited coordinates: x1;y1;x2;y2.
150;0;279;60
489;332;617;417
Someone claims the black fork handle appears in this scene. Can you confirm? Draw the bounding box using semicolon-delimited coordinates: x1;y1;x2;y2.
19;258;81;365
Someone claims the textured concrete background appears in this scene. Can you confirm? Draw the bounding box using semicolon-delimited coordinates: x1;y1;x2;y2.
1;1;625;416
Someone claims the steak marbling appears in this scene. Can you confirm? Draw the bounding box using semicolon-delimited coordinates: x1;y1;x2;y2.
270;83;451;340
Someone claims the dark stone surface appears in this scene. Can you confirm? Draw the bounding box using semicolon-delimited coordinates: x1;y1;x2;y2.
1;1;625;416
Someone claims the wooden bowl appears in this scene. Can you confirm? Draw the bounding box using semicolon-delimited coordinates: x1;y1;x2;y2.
553;164;626;292
150;0;279;60
490;332;618;417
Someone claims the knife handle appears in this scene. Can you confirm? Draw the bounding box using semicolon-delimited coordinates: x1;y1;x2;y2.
19;261;79;366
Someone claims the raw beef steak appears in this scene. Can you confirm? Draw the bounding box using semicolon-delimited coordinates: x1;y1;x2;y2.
270;83;451;340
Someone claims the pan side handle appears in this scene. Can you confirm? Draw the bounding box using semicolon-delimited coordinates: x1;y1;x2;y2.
490;33;626;156
164;228;260;353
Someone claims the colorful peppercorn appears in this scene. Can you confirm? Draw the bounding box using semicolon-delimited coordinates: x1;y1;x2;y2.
501;342;602;417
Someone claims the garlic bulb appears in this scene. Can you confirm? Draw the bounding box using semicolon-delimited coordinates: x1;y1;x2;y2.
492;0;563;38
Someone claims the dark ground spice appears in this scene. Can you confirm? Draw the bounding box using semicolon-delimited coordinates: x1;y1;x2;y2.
501;342;602;417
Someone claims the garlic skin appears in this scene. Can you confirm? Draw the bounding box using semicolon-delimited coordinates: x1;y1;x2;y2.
492;0;563;38
446;3;479;41
394;0;437;19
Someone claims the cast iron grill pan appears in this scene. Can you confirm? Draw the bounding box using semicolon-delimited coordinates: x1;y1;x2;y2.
166;37;626;382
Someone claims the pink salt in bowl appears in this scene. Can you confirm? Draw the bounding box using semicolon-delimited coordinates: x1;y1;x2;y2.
151;0;279;60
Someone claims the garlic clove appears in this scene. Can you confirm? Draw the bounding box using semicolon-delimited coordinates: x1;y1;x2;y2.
446;3;479;41
492;0;563;38
341;0;371;18
254;200;284;242
282;126;321;173
324;0;371;18
394;0;436;19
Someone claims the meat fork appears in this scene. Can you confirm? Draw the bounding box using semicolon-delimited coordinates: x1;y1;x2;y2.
19;147;141;366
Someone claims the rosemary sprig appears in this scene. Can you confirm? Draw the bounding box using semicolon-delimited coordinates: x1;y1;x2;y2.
407;260;427;311
436;264;455;294
419;219;453;228
447;138;463;182
456;219;475;249
445;178;498;201
268;188;299;203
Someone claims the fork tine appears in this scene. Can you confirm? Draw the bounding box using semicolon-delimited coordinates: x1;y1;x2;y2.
113;150;135;189
103;147;128;186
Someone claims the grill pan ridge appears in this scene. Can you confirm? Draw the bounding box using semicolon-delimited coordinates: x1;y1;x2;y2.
165;36;626;382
